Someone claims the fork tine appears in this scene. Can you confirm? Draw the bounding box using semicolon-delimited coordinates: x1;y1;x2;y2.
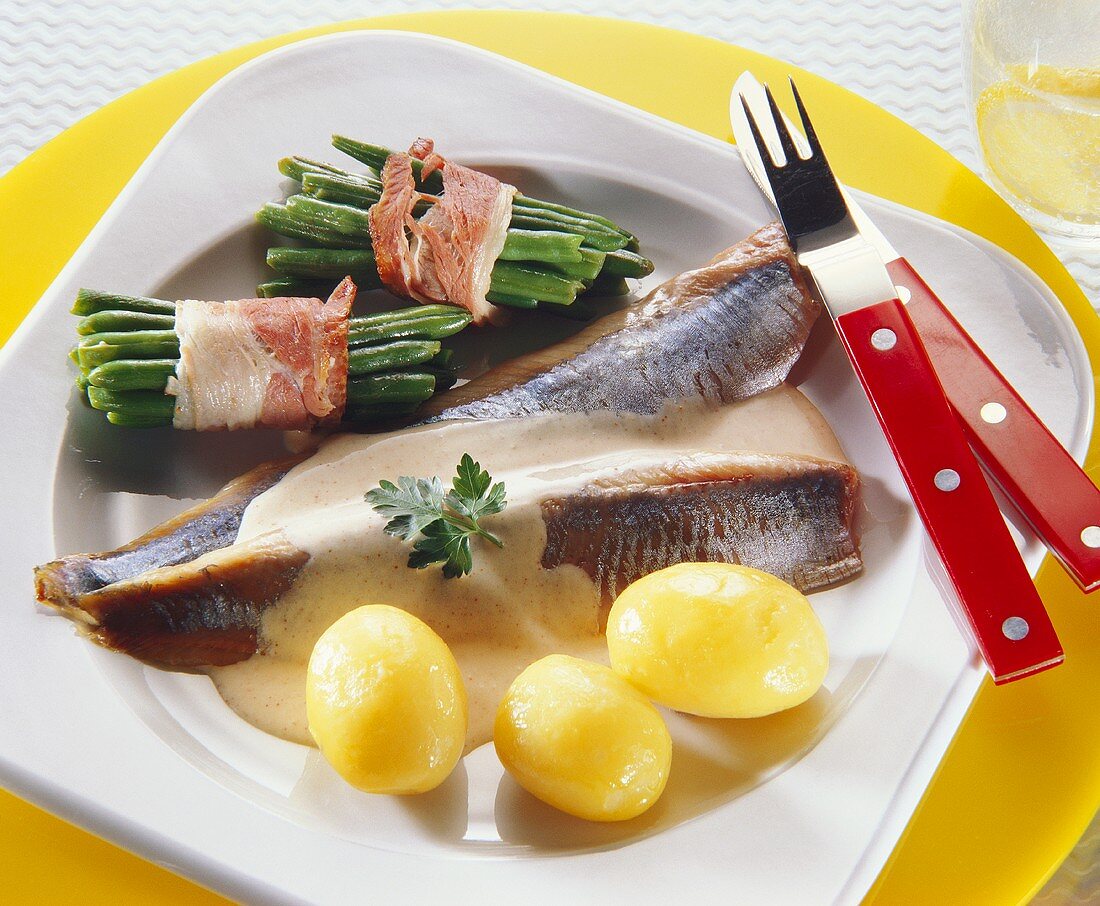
763;83;800;164
739;93;780;176
788;78;824;162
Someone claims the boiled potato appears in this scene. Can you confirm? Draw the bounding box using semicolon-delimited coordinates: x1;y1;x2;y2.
306;604;466;794
606;563;828;718
494;655;671;822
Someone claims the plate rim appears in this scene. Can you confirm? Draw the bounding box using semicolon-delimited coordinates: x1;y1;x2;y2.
1;27;1091;906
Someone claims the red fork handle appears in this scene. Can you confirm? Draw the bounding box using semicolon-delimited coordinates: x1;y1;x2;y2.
835;297;1063;683
889;257;1100;593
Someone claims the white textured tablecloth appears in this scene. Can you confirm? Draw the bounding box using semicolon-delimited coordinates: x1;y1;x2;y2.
1;1;1096;900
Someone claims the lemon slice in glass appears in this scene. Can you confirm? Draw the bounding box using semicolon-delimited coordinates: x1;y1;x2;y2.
976;66;1100;223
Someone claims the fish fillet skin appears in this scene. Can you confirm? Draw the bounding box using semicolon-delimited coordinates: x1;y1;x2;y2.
34;456;303;613
49;532;309;669
417;221;817;421
36;452;860;669
541;452;862;609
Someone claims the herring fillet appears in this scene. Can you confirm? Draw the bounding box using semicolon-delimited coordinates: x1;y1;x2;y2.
37;452;861;669
34;457;302;613
542;453;862;608
417;221;817;421
56;532;310;668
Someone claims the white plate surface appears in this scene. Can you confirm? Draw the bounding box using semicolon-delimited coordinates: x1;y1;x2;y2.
0;31;1091;906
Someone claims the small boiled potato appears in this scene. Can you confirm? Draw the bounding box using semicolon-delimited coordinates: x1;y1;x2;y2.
494;655;671;822
606;563;828;718
307;604;467;794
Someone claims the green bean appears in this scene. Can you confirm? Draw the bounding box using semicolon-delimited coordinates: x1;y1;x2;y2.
486;290;539;309
253;203;356;247
300;171;435;217
265;246;380;283
428;347;454;369
77;310;176;335
105;411;173;428
88;359;177;391
285;195;372;240
256;203;358;248
347;339;441;375
72;289;175;317
346;372;437;406
509;205;624;241
79;329;178;348
498;229;583;265
301;172;381;208
266;246;372;277
600;248;655;279
398;363;459;392
507;214;627;252
348;312;471;346
87;386;176;419
76;341;179;370
255;279;336;299
279;156;373;184
548;247;606;282
352;304;462;327
511;194;633;239
76;330;180;370
490;262;584;306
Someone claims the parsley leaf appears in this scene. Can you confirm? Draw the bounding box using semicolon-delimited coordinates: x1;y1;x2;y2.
365;475;445;540
365;454;507;578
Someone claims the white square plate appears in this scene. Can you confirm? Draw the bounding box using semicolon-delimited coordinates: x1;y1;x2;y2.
0;32;1091;905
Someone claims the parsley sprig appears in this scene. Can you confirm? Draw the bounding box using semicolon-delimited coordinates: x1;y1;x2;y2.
366;454;507;578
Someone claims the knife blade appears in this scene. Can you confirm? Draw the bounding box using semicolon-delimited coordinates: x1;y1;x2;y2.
732;71;1100;594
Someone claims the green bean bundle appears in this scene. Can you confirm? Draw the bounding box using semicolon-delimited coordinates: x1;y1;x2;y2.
255;136;654;318
71;289;471;428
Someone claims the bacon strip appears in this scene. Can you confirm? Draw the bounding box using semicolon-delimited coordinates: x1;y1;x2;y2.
409;136;445;179
369;153;431;302
368;139;516;325
168;277;355;431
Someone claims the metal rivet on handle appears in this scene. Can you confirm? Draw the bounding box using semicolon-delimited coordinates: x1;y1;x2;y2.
1081;526;1100;548
894;285;912;304
871;328;897;351
934;468;961;492
980;402;1007;424
1002;616;1030;641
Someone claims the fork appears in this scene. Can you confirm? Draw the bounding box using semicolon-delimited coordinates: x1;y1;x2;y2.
739;79;1063;683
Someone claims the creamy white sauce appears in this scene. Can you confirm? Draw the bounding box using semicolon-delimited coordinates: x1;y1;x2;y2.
208;384;846;749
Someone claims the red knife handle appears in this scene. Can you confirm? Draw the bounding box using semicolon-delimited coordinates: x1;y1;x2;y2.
889;257;1100;593
835;297;1063;683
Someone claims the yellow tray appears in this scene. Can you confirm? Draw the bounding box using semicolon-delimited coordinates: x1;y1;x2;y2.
2;12;1097;904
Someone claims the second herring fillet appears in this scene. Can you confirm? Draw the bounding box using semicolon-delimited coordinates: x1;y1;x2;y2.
542;453;862;605
418;222;817;420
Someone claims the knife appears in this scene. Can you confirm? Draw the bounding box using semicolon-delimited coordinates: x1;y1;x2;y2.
732;71;1100;594
733;77;1063;683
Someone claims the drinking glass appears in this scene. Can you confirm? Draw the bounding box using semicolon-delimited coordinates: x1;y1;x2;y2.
964;0;1100;245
